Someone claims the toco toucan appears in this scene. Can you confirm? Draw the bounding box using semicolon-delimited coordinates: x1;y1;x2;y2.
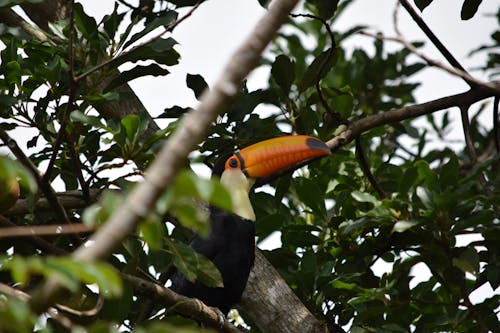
170;135;331;314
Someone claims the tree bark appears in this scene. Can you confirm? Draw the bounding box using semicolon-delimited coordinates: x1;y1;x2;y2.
241;250;328;333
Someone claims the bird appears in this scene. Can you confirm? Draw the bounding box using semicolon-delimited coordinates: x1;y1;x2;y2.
170;135;331;315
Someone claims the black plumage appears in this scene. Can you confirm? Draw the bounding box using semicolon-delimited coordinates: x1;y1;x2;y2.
170;207;255;314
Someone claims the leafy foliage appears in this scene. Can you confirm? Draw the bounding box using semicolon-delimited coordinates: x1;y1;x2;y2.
0;0;498;332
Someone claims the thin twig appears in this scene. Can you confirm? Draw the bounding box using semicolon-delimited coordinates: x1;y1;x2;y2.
494;96;499;153
73;2;201;83
355;137;386;198
0;129;70;224
0;216;67;255
397;0;470;82
0;223;96;238
3;188;104;216
394;0;493;194
459;105;477;163
43;0;77;184
290;13;342;123
459;104;491;195
0;283;75;331
358;31;500;95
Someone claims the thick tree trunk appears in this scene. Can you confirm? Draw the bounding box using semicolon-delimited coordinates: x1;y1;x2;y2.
241;250;328;333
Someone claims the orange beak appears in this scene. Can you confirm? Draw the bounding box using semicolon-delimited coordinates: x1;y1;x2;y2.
224;135;330;178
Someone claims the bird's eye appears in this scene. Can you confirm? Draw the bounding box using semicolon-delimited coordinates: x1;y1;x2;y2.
228;157;239;168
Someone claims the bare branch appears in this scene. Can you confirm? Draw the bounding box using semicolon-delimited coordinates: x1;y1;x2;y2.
0;222;95;238
0;8;52;43
398;0;469;81
3;189;103;216
324;86;497;151
355;137;386;198
0;216;67;255
358;31;500;95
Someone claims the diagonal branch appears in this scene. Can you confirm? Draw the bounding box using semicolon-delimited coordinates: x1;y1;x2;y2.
358;31;500;95
398;0;469;82
27;0;301;315
323;85;497;157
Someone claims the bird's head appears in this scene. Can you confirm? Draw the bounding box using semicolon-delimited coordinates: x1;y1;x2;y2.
213;135;331;220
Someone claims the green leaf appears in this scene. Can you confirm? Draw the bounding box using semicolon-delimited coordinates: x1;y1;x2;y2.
306;0;340;20
165;239;198;282
452;247;479;274
82;191;124;226
299;47;336;92
157;171;233;237
282;225;321;247
414;0;433;12
157;105;190;118
73;2;98;38
168;0;207;7
271;54;295;94
351;191;380;206
115;37;179;67
461;0;482;20
0;298;37;332
392;220;420;233
195;253;224;288
102;3;124;40
415;160;439;191
139;216;165;251
122;12;178;49
331;280;363;292
121;114;142;146
186;73;208;100
294;177;326;216
170;201;210;237
439;155;459;189
105;64;170;92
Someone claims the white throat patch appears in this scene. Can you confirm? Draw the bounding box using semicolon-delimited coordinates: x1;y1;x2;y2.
220;169;256;221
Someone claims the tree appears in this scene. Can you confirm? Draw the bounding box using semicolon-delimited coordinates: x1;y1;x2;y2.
0;0;498;332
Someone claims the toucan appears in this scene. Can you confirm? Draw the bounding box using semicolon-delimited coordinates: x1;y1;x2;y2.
170;135;331;314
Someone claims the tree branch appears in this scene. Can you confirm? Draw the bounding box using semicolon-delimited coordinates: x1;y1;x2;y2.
28;0;301;315
0;222;95;238
347;86;497;139
122;273;243;333
240;250;328;333
0;8;51;43
3;189;103;216
0;283;75;331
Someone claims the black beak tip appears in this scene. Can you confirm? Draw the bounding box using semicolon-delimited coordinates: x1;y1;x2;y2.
306;137;331;153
